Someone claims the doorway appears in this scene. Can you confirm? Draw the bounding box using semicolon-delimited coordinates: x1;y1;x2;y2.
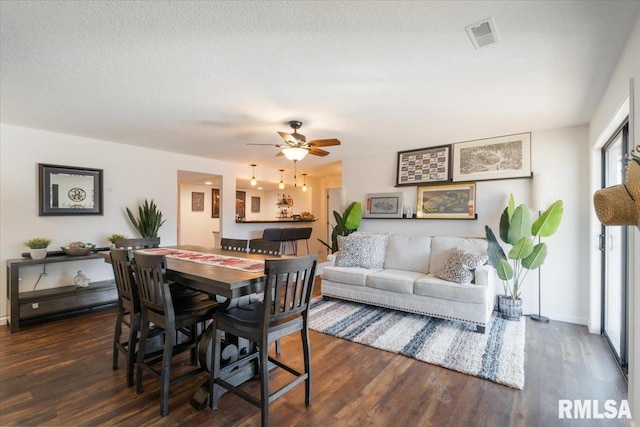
600;120;629;376
177;170;223;247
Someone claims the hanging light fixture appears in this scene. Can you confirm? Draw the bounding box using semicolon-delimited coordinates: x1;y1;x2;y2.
282;147;308;161
302;173;308;192
250;164;257;186
278;169;285;190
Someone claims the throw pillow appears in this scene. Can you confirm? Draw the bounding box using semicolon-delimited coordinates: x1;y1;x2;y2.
335;235;368;267
435;248;488;284
335;234;388;269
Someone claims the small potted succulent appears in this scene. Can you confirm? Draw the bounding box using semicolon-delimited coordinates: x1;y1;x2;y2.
107;233;126;247
24;238;52;260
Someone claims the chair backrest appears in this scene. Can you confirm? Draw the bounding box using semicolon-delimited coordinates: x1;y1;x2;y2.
262;255;318;325
114;237;161;250
261;228;283;242
110;248;140;312
220;238;248;252
295;227;312;240
280;228;298;242
132;252;173;319
248;239;282;255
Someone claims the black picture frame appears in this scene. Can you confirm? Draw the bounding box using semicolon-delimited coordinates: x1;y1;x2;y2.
38;163;103;216
211;188;220;218
396;144;451;186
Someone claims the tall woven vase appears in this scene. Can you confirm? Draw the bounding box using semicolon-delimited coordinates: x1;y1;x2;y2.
498;295;522;320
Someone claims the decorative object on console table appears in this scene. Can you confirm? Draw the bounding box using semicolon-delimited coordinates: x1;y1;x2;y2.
24;237;52;260
396;144;451;186
317;201;362;253
126;199;166;238
363;192;403;218
107;233;126;248
416;182;476;220
61;241;96;256
452;132;532;182
38;163;103;216
485;193;564;320
73;270;90;287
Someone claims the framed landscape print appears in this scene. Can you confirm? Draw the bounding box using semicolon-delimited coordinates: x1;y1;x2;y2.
364;192;403;218
416;182;476;220
452;133;531;182
396;145;451;186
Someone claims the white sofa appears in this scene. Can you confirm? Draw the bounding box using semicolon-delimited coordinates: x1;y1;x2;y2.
320;233;496;333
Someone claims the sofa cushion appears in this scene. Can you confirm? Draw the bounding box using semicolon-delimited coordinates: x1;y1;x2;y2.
366;269;426;294
434;248;489;284
322;266;382;286
414;274;487;304
383;234;432;273
335;233;388;269
429;236;488;274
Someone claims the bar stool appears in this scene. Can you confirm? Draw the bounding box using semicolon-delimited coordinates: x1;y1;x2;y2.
280;228;298;255
295;227;313;254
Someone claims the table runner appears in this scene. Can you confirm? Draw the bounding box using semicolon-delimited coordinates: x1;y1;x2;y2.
137;248;265;273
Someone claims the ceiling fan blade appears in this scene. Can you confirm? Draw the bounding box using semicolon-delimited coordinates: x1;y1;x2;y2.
278;131;298;144
308;138;341;147
308;147;330;157
275;151;285;157
246;143;281;146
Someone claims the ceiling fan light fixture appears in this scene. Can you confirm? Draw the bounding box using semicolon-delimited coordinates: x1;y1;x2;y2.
282;147;308;161
250;164;257;186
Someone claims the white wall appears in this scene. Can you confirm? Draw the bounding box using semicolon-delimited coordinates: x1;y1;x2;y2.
178;183;220;247
588;15;639;425
342;125;590;325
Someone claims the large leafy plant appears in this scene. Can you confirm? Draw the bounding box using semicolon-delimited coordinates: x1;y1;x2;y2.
485;194;563;300
318;201;363;253
126;199;166;238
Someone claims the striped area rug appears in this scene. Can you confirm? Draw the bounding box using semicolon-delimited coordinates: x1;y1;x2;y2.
309;298;525;389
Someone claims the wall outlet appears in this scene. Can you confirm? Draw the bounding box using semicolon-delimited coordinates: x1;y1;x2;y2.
32;303;39;309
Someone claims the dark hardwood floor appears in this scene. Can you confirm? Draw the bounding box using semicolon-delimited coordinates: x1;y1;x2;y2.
0;290;629;427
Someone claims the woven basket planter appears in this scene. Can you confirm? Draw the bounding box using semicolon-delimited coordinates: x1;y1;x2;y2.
498;295;522;321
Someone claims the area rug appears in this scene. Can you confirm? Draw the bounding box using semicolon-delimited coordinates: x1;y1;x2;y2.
137;248;265;272
308;298;525;389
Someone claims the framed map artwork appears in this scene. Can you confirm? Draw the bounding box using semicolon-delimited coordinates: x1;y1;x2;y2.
396;145;451;186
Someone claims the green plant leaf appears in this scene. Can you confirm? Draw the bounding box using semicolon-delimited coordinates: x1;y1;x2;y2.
507;193;516;220
498;207;510;243
496;258;514;281
485;225;506;268
344;202;362;230
532;200;564;237
507;204;532;244
522;242;548;270
508;237;534;260
126;199;165;238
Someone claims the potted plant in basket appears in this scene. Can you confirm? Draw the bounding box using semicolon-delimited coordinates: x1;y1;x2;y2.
126;199;166;238
24;238;52;260
318;201;362;253
485;194;563;320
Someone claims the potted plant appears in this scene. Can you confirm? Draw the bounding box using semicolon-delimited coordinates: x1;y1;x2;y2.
24;238;52;260
107;233;126;247
126;199;166;238
318;201;362;253
485;194;563;320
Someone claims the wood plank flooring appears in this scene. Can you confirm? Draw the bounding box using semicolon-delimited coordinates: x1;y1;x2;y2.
0;296;629;426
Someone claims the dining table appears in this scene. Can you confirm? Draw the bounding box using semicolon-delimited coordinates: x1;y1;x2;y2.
101;245;286;410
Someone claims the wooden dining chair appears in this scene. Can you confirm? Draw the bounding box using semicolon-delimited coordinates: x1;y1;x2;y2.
248;239;282;255
220;238;248;252
209;255;318;427
133;251;220;416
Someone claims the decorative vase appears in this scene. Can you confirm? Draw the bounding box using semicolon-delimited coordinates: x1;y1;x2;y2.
29;248;48;260
498;295;523;320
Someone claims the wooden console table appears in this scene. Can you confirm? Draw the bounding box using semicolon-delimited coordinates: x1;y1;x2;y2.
6;253;117;333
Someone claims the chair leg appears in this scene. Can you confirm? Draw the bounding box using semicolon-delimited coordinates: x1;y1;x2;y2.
302;327;311;406
160;326;175;416
275;339;281;355
136;313;149;394
209;324;222;410
113;305;124;370
126;312;140;388
259;340;269;427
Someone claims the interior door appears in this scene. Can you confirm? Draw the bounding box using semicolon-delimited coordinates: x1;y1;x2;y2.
601;122;629;375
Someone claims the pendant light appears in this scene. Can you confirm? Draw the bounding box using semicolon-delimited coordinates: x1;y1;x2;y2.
278;169;285;190
250;164;257;186
302;173;308;192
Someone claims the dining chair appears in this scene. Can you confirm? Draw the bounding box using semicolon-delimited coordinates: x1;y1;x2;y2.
295;227;313;254
220;238;248;252
209;254;318;427
248;239;282;255
133;251;220;416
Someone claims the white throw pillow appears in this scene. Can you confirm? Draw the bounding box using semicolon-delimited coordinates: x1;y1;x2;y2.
435;248;488;284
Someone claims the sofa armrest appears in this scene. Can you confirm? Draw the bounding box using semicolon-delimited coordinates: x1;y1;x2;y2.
475;264;497;295
327;252;338;266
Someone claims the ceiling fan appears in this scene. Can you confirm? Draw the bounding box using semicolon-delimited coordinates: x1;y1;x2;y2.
247;120;341;161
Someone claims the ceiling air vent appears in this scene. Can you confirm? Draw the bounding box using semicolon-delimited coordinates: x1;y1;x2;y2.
465;17;499;49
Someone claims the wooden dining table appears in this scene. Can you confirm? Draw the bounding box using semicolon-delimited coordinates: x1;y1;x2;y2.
101;245;286;410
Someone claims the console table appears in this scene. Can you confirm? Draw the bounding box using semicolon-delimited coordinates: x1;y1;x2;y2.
6;252;117;333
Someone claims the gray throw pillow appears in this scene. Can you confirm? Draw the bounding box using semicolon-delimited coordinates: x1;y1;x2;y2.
335;234;388;269
435;248;488;284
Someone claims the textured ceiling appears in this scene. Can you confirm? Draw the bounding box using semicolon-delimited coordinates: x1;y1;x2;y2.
2;1;639;178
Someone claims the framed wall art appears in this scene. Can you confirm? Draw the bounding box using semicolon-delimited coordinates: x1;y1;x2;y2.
396;145;451;186
251;196;261;213
452;132;531;182
364;192;403;218
191;192;205;212
416;182;476;220
38;163;103;216
211;188;220;218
